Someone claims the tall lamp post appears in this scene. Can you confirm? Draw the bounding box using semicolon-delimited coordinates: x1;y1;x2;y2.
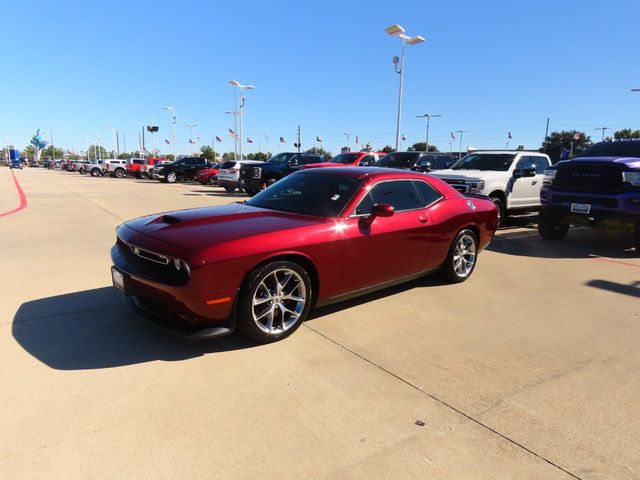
344;132;355;150
456;130;469;160
163;106;177;160
229;80;255;160
185;124;198;156
416;113;442;152
595;126;609;141
224;111;239;159
385;24;425;152
107;125;117;158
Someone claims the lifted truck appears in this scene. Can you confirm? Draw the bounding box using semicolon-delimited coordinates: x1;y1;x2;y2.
539;140;640;252
238;152;325;195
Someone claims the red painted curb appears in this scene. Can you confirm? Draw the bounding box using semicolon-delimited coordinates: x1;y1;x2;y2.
0;169;28;218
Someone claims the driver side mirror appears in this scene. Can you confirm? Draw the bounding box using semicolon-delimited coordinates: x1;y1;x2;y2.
514;167;536;178
359;203;394;227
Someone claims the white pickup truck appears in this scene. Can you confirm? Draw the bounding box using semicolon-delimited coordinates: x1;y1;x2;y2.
429;150;551;226
102;159;128;178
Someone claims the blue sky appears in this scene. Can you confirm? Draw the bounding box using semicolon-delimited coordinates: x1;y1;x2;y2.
2;0;640;157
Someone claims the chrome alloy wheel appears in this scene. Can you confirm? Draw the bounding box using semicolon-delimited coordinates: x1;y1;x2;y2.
252;268;306;334
453;234;477;278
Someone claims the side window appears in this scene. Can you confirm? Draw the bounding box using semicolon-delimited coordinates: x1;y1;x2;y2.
413;181;442;206
290;155;299;166
515;156;534;170
184;158;196;166
436;155;453;169
369;181;423;212
532;156;549;174
417;155;434;167
355;192;374;215
359;154;375;166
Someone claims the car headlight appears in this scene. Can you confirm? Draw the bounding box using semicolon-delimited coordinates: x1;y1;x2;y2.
543;169;557;185
468;180;484;192
172;258;191;276
622;171;640;187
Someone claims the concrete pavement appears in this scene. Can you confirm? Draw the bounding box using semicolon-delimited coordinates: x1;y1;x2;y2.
1;167;638;479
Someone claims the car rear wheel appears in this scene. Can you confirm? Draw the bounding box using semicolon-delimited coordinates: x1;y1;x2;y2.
440;229;478;283
166;172;177;183
90;168;101;177
238;261;312;343
223;185;236;192
114;168;125;178
490;196;505;228
244;188;260;196
208;175;217;185
538;212;569;241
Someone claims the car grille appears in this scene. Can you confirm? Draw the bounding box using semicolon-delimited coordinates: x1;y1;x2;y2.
554;163;623;193
240;166;261;178
443;179;469;193
551;194;618;209
116;237;188;286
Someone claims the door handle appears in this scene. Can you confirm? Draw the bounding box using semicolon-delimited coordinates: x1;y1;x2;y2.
532;180;538;185
418;215;429;223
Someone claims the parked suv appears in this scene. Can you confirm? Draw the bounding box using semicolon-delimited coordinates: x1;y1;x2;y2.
218;159;264;192
238;152;325;195
375;151;454;173
538;140;640;251
152;156;209;183
430;150;551;226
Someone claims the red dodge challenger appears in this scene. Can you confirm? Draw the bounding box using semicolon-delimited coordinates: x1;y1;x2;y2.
111;168;498;342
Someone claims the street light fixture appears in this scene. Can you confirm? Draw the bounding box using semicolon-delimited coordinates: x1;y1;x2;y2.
416;113;442;152
185;124;198;156
595;127;609;141
385;24;425;152
163;106;177;160
344;132;355;150
229;80;255;160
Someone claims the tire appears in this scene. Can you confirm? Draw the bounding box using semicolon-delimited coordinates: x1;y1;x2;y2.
140;172;149;179
114;168;125;179
245;188;260;196
135;172;142;179
165;171;177;183
224;185;236;193
90;168;101;177
538;212;569;241
490;195;506;228
207;175;217;185
237;261;312;343
440;229;479;283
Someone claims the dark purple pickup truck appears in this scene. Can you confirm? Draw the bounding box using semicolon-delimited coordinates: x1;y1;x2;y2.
538;140;640;252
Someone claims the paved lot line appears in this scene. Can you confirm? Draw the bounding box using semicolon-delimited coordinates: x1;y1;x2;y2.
0;169;28;218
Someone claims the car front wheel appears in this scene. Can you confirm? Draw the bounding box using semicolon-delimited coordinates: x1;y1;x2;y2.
538;212;569;241
114;168;125;178
208;176;217;185
90;168;101;177
490;196;505;228
238;261;312;343
166;172;177;183
223;185;236;192
441;229;478;283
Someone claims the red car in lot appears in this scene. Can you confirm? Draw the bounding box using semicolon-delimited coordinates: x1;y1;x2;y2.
303;151;385;169
111;168;497;342
195;163;221;185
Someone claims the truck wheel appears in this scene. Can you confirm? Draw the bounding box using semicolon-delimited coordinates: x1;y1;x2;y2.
245;188;260;196
140;172;149;179
208;176;217;185
114;168;125;178
224;185;236;193
166;172;177;183
90;168;101;177
490;196;506;228
538;212;569;241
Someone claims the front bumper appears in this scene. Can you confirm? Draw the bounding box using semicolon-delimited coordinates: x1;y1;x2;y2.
541;186;640;224
111;241;236;340
238;177;262;190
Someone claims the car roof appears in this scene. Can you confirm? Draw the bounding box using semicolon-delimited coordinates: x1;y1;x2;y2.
295;166;434;181
466;150;547;156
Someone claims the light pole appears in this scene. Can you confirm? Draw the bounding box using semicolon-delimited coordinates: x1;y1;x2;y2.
416;113;442;152
229;80;255;160
163;106;177;160
456;130;469;160
344;133;354;150
595;127;609;141
95;133;101;160
185;124;198;156
385;24;425;152
264;134;270;158
107;125;117;159
224;111;239;159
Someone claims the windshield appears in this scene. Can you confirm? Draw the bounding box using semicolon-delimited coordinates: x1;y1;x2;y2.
376;152;419;169
267;152;296;163
579;141;640;158
330;153;359;164
451;153;515;171
220;161;237;169
246;172;361;217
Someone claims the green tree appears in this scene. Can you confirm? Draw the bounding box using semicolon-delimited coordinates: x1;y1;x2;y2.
410;142;438;152
222;151;236;160
86;145;109;159
24;145;37;160
200;145;217;162
306;147;332;159
613;128;640;140
381;145;395;153
42;146;65;159
542;131;592;162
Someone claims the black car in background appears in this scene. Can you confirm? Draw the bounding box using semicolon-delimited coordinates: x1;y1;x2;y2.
152;156;211;183
376;151;454;172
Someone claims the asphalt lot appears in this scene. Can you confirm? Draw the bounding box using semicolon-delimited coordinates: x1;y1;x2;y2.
1;167;639;480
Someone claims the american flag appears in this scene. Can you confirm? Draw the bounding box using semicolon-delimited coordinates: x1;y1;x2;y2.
508;132;512;139
280;137;286;143
316;136;322;143
451;131;456;140
247;137;253;143
228;128;236;137
401;134;407;141
215;136;223;142
164;139;171;144
188;139;195;144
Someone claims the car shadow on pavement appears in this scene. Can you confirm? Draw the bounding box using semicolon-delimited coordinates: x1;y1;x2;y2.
12;287;256;371
585;279;640;298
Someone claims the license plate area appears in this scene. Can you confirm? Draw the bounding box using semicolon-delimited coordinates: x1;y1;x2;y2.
111;267;128;294
571;203;591;214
